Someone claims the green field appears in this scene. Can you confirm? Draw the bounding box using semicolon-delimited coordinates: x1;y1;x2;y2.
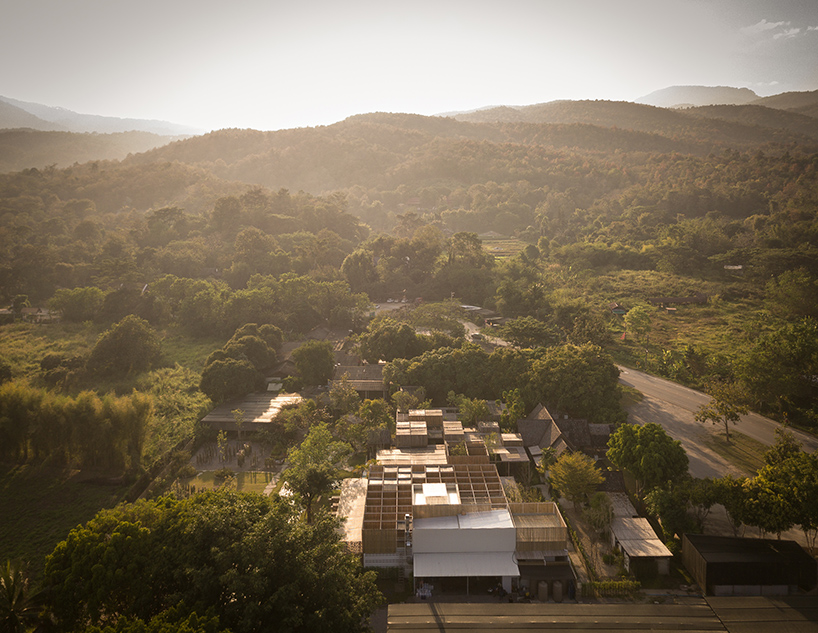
0;464;129;578
481;236;528;260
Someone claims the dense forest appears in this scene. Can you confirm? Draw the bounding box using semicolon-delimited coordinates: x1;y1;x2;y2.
2;97;818;420
2;95;818;630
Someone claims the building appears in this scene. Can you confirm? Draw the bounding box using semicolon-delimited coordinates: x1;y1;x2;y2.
330;364;386;400
682;534;818;596
517;404;612;463
200;392;303;433
610;517;672;577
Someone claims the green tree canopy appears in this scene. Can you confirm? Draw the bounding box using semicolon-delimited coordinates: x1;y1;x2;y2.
284;423;350;524
48;286;105;322
291;340;334;387
496;316;559;348
607;422;689;495
694;381;749;443
529;343;624;424
624;304;652;342
86;315;161;378
41;491;381;633
547;451;604;510
199;358;263;404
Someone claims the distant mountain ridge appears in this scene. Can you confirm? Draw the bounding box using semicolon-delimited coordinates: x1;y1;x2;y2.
0;95;201;135
636;85;759;108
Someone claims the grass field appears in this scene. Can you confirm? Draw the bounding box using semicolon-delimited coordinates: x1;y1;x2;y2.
702;430;768;475
481;236;528;260
0;463;129;578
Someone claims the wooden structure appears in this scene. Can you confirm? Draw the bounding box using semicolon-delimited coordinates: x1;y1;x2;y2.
510;502;568;553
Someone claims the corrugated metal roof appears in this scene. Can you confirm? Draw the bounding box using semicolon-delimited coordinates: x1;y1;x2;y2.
612;517;672;558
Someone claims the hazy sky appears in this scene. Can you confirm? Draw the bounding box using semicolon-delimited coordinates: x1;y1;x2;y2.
2;0;817;132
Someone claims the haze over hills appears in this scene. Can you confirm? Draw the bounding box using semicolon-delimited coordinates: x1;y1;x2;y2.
636;85;760;108
0;95;200;136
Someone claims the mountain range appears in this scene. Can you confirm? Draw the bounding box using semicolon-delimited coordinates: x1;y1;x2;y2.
0;95;201;136
1;85;818;179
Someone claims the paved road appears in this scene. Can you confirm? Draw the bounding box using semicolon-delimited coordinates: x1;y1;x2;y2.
617;365;817;479
618;366;818;544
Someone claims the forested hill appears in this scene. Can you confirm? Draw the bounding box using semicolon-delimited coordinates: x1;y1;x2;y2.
683;104;818;141
121;102;818;196
452;100;817;148
0;128;184;172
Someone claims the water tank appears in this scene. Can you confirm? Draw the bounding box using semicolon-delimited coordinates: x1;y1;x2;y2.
537;580;548;602
553;580;563;603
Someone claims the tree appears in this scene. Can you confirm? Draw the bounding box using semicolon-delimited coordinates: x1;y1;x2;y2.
10;295;29;319
548;451;604;510
222;335;277;372
499;388;526;432
284;423;350;524
291;340;334;387
42;491;381;633
447;392;489;426
0;361;10;386
329;374;361;416
624;304;652;342
607;422;689;495
358;318;422;363
756;450;818;548
763;427;803;466
391;387;427;413
496;316;559;348
529;343;624;424
49;287;105;322
644;481;698;540
694;381;748;443
735;317;818;422
199;358;262;404
765;268;818;319
583;491;613;535
86;315;161;378
713;475;750;536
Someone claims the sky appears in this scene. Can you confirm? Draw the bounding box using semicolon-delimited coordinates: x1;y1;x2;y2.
2;0;817;132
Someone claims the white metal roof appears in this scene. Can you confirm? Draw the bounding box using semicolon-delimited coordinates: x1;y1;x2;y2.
413;551;519;578
413;509;514;531
612;517;672;558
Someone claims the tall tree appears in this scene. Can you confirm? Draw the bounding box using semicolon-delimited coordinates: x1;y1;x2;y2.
86;315;161;378
283;423;350;524
624;304;652;342
607;422;689;495
548;451;604;510
694;381;748;443
291;340;334;387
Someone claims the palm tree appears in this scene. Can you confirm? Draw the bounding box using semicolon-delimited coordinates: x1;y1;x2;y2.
0;559;45;633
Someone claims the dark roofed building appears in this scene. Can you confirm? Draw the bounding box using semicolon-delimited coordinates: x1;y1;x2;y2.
682;534;818;596
517;404;611;461
331;364;386;399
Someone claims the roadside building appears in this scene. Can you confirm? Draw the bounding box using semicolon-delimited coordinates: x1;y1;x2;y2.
682;534;818;596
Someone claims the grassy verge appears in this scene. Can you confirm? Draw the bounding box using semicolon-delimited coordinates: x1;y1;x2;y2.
0;463;129;579
701;430;767;475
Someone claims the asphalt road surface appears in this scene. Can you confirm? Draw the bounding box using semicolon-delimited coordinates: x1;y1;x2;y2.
618;365;818;479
